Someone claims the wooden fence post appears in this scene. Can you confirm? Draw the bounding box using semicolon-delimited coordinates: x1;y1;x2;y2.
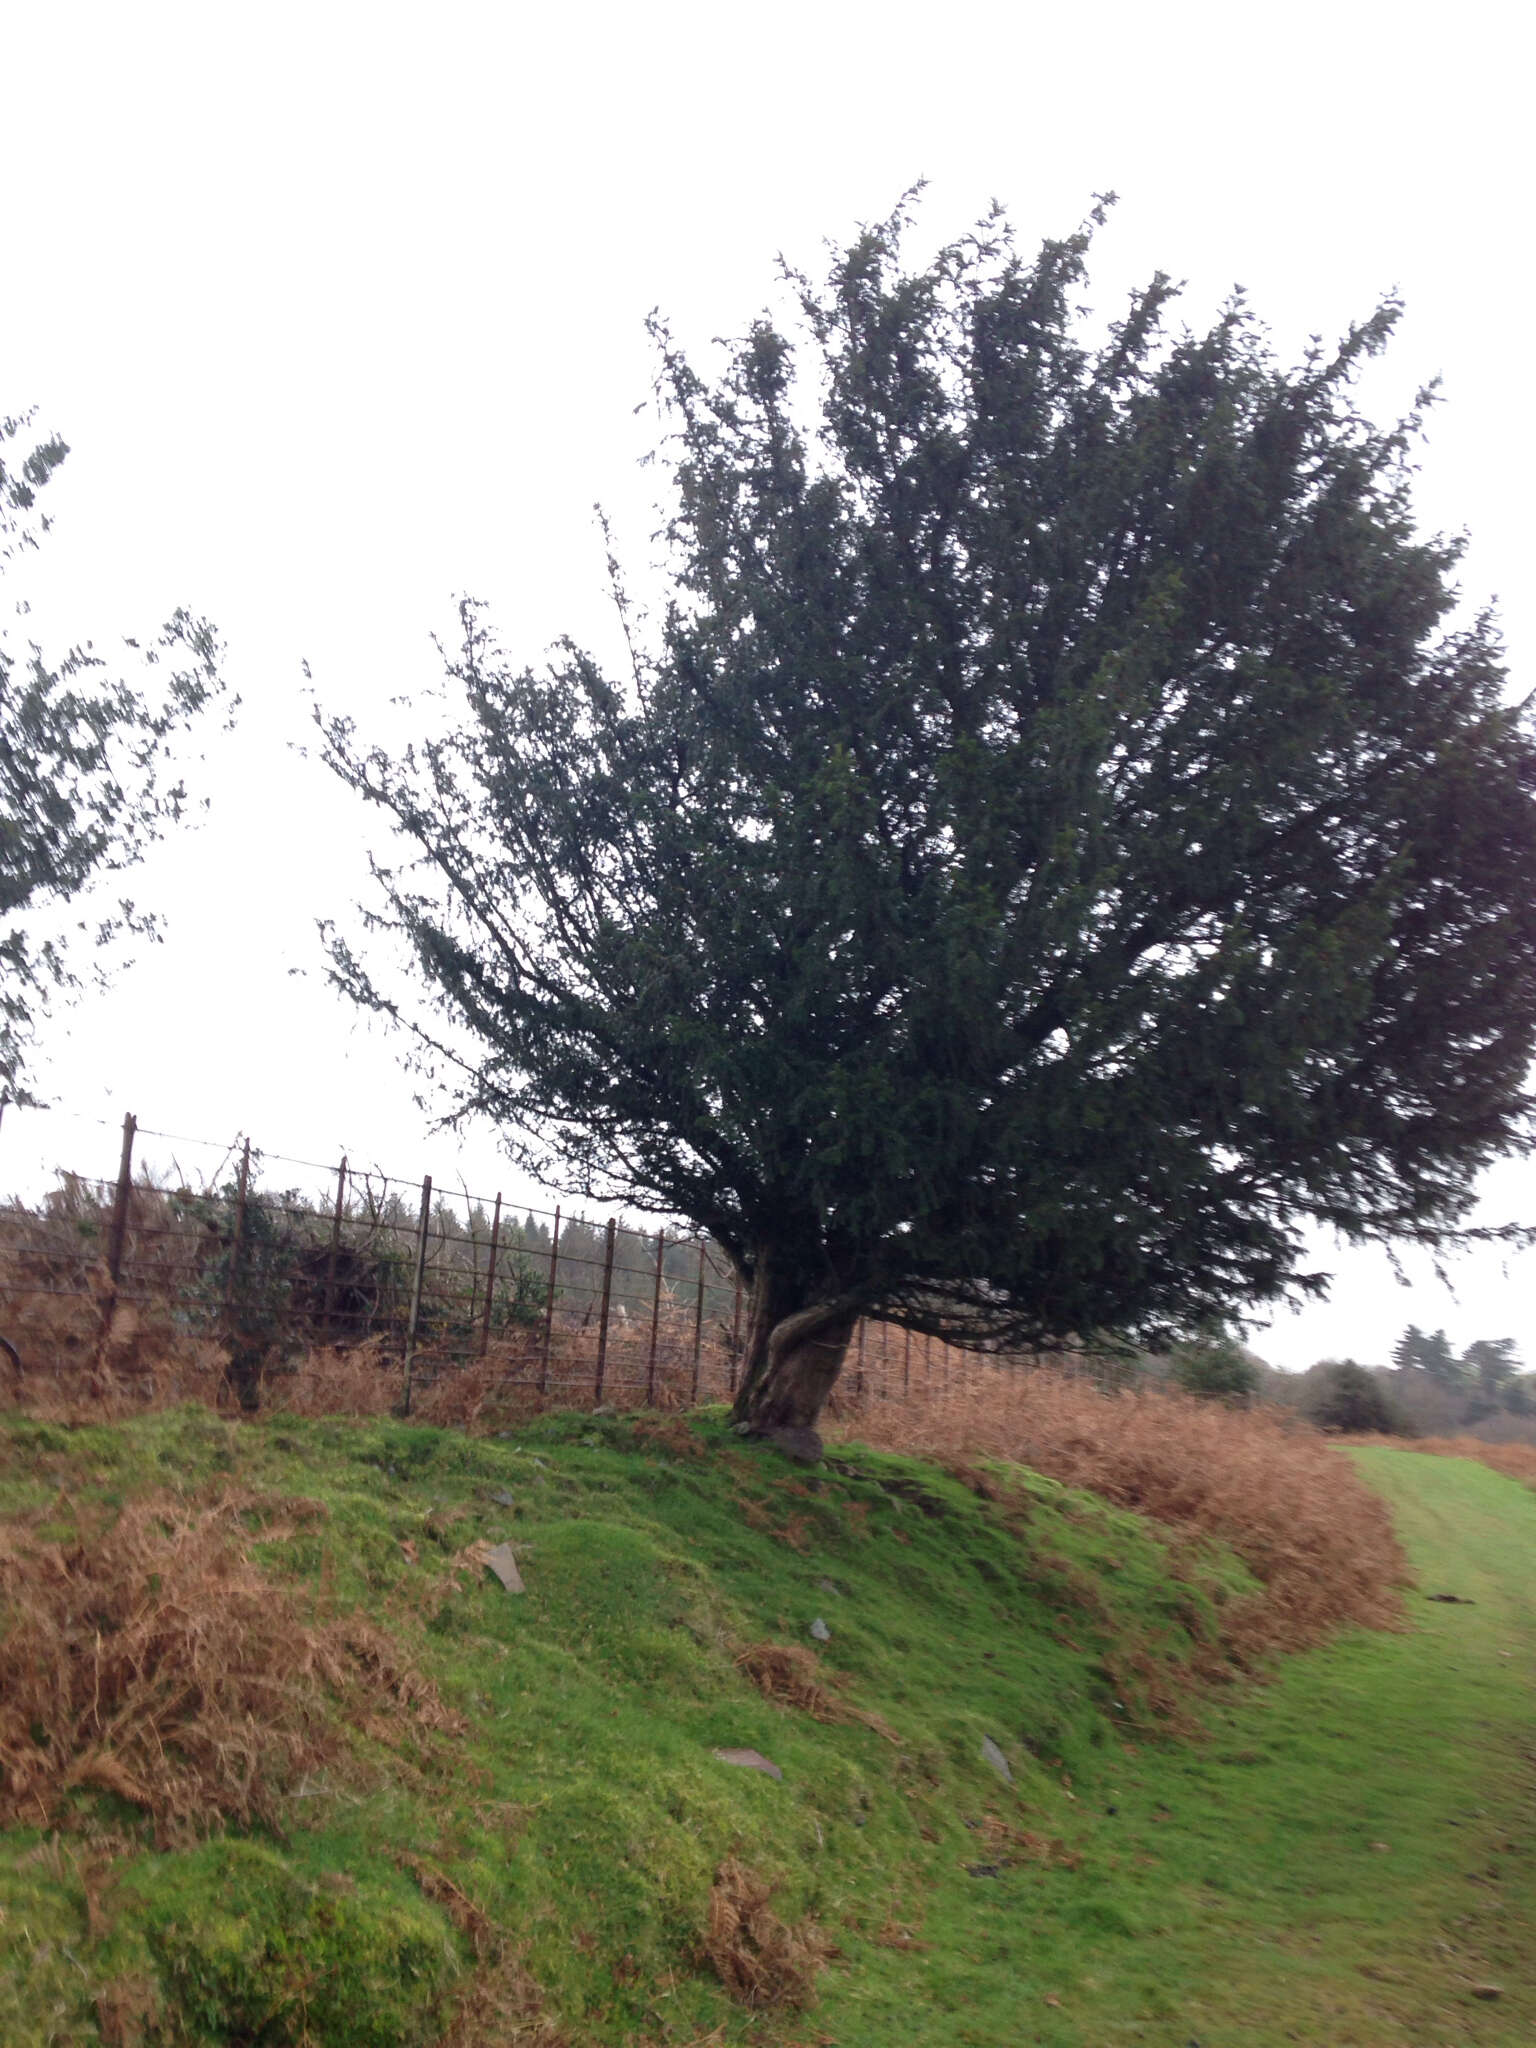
400;1174;432;1417
903;1325;911;1397
856;1317;866;1402
478;1191;502;1359
105;1112;138;1292
322;1157;347;1342
690;1241;706;1403
540;1206;560;1393
646;1228;666;1405
593;1217;617;1404
94;1112;138;1371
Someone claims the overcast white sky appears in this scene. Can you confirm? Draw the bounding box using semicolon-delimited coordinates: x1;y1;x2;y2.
4;0;1531;1369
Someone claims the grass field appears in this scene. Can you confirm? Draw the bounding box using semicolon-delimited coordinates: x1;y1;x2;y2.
0;1407;1531;2046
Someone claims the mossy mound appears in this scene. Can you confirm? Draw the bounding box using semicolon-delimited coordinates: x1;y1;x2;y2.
103;1839;458;2047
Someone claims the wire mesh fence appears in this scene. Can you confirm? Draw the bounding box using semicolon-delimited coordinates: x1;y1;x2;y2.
0;1104;982;1419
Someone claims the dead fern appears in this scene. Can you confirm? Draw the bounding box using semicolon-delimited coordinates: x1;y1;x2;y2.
732;1641;898;1742
0;1489;461;1841
704;1857;834;2009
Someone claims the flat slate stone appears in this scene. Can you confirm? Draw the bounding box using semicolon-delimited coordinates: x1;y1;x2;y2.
486;1488;516;1508
981;1735;1013;1783
712;1747;783;1780
481;1542;525;1594
809;1617;831;1642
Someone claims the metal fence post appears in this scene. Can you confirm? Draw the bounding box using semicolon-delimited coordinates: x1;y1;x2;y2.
478;1191;502;1359
593;1216;617;1404
646;1228;666;1405
400;1174;432;1417
322;1157;347;1342
540;1206;560;1393
690;1240;706;1403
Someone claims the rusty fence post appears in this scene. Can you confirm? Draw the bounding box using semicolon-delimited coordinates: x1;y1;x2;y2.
478;1191;502;1360
593;1216;617;1404
540;1206;560;1393
322;1157;347;1343
645;1228;666;1405
690;1241;706;1403
400;1174;432;1417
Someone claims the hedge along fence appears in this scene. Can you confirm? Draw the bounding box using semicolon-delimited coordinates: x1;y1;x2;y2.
0;1106;995;1419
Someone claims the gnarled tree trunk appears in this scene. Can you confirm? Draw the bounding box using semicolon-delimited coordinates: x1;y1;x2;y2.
729;1245;861;1446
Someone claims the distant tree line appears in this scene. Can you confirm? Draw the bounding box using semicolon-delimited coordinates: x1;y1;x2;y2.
1257;1326;1532;1437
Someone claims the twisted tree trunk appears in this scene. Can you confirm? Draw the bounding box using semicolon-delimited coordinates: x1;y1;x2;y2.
729;1245;862;1449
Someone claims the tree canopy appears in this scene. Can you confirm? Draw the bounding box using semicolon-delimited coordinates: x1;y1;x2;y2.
1;411;226;1098
321;199;1536;1439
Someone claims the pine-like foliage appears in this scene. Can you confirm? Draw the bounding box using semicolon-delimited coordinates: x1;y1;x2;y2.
321;200;1536;1419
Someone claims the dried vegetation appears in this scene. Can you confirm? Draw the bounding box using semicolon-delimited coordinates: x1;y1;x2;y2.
833;1361;1410;1660
0;1488;460;1841
732;1641;899;1741
703;1857;835;2009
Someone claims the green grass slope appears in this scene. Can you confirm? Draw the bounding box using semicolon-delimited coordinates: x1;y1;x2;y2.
0;1411;1531;2047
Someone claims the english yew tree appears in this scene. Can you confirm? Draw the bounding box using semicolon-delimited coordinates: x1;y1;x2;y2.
321;201;1536;1441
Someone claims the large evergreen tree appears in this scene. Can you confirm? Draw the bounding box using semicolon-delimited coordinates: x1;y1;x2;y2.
321;200;1536;1441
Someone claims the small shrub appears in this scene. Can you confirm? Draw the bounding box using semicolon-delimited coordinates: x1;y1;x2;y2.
1305;1361;1410;1436
1168;1334;1261;1404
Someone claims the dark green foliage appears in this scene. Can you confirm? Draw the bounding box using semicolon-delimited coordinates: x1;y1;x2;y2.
0;411;226;1098
167;1176;546;1403
1389;1324;1528;1430
1169;1331;1262;1403
320;198;1536;1402
1393;1325;1461;1386
1307;1361;1407;1434
1462;1336;1520;1398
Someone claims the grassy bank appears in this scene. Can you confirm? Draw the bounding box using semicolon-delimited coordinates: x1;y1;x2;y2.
0;1409;1530;2045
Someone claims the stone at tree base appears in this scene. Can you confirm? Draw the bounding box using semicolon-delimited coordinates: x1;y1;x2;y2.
712;1747;783;1779
809;1617;831;1642
980;1736;1013;1782
754;1424;824;1463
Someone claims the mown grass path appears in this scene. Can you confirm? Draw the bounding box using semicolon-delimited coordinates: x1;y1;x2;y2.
922;1448;1536;2048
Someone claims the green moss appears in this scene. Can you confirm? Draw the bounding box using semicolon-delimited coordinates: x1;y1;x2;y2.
112;1839;458;2047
